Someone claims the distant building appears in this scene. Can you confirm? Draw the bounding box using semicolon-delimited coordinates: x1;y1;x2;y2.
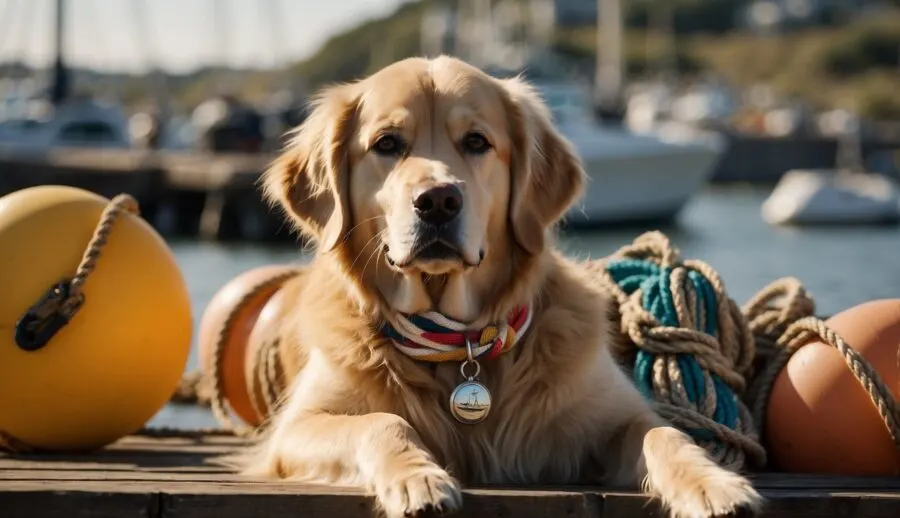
421;0;597;66
535;0;898;31
552;0;597;26
738;0;898;31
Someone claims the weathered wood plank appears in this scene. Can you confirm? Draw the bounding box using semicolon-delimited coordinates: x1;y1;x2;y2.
0;489;156;518
2;433;899;518
5;483;899;518
162;489;607;518
601;490;900;518
748;474;900;491
6;469;896;493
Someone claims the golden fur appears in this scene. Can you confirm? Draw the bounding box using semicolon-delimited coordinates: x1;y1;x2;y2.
235;56;762;518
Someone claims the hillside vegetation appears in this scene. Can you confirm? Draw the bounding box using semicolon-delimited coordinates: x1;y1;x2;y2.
10;0;895;120
288;0;900;119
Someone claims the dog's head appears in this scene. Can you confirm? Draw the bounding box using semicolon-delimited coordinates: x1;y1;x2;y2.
264;56;585;321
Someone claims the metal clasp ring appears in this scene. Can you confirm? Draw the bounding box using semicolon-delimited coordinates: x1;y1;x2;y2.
460;338;481;380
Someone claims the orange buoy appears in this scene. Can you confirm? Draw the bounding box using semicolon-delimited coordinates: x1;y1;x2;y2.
766;299;900;475
197;265;300;427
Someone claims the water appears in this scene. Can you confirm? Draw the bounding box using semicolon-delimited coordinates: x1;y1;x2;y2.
148;185;900;429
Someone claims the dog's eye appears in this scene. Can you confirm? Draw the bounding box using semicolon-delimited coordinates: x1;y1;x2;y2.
372;134;405;156
462;132;491;154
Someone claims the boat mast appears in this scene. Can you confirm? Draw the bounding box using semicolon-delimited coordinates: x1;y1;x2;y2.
50;0;70;105
262;0;292;90
212;0;237;95
132;0;172;146
652;0;677;85
594;0;623;114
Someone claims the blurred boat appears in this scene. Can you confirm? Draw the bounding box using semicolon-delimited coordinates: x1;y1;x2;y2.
761;111;900;226
191;95;265;153
0;96;132;156
761;169;900;226
537;81;726;225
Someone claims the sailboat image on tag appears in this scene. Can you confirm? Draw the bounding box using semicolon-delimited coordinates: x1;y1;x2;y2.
449;380;492;425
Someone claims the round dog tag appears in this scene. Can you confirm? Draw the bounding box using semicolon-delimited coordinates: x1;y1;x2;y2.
449;380;492;425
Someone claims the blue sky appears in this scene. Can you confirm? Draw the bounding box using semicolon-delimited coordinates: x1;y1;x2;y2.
0;0;407;73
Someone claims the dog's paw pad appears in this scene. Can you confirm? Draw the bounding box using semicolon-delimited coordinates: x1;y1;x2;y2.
667;471;763;518
377;466;462;518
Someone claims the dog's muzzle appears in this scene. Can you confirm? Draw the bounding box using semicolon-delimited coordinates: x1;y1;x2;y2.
385;183;475;267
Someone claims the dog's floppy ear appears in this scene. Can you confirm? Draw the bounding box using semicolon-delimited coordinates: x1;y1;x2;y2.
499;77;586;255
262;84;359;251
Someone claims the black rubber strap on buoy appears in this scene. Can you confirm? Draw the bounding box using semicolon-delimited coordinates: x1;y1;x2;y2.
14;280;84;352
13;194;140;352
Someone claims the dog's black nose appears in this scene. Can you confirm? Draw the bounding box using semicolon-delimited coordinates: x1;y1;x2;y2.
413;184;463;226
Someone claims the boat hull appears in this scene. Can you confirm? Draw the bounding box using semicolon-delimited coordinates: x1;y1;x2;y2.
762;169;900;226
565;141;723;226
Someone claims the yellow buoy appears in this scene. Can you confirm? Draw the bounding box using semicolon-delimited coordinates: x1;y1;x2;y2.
0;185;193;452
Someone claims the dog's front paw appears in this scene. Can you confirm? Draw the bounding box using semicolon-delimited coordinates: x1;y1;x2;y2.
375;462;462;518
654;464;762;518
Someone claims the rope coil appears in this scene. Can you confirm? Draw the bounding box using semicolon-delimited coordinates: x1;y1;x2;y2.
588;232;765;470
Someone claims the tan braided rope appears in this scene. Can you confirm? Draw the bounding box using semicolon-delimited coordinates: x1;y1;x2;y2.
771;318;900;448
247;335;288;423
1;194;140;454
742;277;817;429
61;194;140;314
170;370;211;405
205;269;302;437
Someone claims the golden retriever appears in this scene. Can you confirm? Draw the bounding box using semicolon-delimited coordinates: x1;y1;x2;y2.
236;56;762;518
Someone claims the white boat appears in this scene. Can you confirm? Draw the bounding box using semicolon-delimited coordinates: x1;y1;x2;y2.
536;81;727;225
0;96;132;156
761;168;900;226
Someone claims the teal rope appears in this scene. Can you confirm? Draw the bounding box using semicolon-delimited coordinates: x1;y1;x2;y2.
606;258;740;444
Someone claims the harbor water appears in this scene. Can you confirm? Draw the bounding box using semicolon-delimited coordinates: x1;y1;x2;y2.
149;185;900;429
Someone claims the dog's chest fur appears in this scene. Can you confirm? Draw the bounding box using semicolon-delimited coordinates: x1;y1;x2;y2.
289;255;625;486
369;295;622;485
382;353;602;485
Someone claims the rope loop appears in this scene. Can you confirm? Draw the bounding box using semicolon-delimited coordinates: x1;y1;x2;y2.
66;194;140;307
749;314;900;450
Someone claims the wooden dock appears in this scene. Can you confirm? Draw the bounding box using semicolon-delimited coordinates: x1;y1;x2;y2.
1;130;898;242
0;148;292;243
1;431;899;518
